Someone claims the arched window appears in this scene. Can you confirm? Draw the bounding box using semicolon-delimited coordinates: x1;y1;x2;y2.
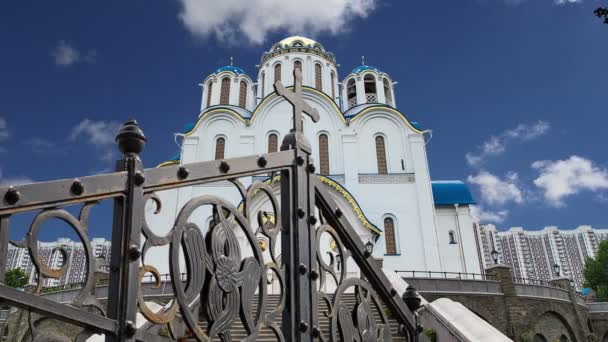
314;63;322;91
214;137;225;160
318;133;329;175
384;217;397;255
239;81;247;108
220;77;231;105
294;60;302;72
383;78;393;106
268;133;278;153
274;63;281;83
260;72;265;97
449;231;457;244
347;79;357;107
375;135;387;174
206;81;213;107
330;71;336;99
364;74;377;103
533;334;547;342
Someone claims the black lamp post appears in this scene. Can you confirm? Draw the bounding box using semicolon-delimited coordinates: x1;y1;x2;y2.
403;285;422;312
364;240;374;257
553;263;561;277
491;249;499;265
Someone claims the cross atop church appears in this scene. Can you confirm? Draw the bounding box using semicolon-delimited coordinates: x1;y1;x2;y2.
274;68;320;133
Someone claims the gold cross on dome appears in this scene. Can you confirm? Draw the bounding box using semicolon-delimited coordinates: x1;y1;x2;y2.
274;68;320;133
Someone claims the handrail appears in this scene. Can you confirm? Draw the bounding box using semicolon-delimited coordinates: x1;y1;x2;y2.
511;276;563;290
395;270;496;281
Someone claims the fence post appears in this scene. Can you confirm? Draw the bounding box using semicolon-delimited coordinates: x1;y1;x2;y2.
106;120;146;342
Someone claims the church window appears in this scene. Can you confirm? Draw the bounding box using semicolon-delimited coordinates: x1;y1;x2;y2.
261;72;265;97
239;81;247;108
274;63;281;83
268;133;278;153
318;133;329;175
215;137;225;160
449;231;457;244
383;77;393;106
315;63;322;91
384;217;397;255
206;81;213;107
364;74;377;103
330;71;336;99
347;78;357;107
375;135;387;174
220;77;231;105
294;60;302;72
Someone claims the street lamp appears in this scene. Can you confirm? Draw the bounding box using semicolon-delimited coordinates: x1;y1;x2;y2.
364;240;374;257
553;263;561;277
491;249;499;265
403;285;422;312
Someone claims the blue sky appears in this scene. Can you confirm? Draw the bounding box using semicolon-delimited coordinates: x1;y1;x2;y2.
1;0;607;238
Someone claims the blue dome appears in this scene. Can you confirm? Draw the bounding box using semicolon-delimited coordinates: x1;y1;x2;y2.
351;65;380;74
214;65;246;75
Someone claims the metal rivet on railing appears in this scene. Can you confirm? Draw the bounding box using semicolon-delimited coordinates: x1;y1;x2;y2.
125;320;137;337
299;263;307;275
308;216;317;225
257;156;268;167
4;187;20;205
219;161;230;173
296;156;305;166
70;179;84;196
335;208;343;218
177;167;189;180
307;164;316;174
297;208;306;218
299;321;309;333
134;172;145;186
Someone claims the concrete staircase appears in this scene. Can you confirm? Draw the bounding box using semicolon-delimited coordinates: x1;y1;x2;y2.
196;294;407;341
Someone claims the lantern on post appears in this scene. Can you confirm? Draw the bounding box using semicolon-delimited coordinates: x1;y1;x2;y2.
491;249;499;265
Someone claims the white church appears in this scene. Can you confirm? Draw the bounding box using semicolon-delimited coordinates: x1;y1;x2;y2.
148;36;481;277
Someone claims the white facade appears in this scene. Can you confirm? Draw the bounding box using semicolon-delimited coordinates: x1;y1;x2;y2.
149;36;481;277
477;224;608;290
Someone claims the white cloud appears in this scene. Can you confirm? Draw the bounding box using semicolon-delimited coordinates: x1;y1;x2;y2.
177;0;377;44
468;171;523;206
69;119;120;146
471;205;508;223
532;156;608;206
554;0;582;4
52;41;97;66
466;121;550;167
0;169;32;186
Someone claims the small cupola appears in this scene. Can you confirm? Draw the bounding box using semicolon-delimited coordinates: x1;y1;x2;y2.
200;59;254;111
341;57;396;110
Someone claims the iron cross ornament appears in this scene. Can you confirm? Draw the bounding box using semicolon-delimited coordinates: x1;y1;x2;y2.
274;68;320;133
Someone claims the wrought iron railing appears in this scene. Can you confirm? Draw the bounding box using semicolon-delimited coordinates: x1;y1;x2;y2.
396;270;497;281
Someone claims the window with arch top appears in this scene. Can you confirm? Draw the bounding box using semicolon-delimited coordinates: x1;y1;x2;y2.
294;60;302;72
314;63;322;91
330;71;336;99
384;217;397;255
214;137;225;160
375;135;387;174
318;133;329;175
261;72;265;97
206;81;213;107
347;78;357;107
449;231;457;244
238;81;247;108
220;77;231;105
364;74;377;103
383;77;393;106
274;63;281;83
268;133;278;153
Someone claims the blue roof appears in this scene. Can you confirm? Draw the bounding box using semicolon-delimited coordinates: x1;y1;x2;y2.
431;181;476;205
214;65;246;75
351;65;380;74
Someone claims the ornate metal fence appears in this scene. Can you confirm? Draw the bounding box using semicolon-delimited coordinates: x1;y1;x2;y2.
0;69;419;341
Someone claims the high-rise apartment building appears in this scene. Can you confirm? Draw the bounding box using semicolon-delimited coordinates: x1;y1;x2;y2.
477;224;608;290
5;238;111;287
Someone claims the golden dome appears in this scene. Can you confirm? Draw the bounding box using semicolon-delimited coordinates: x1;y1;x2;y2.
277;36;319;47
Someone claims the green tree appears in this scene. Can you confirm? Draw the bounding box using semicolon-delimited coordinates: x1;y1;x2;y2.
584;240;608;299
4;268;29;288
